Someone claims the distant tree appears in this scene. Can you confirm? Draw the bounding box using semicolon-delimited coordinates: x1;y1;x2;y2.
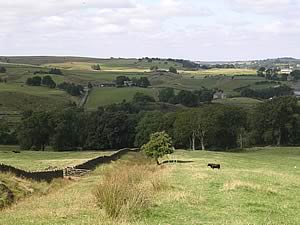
115;76;130;87
174;90;198;107
26;76;42;86
150;65;158;71
0;120;17;145
193;89;214;103
0;67;6;73
136;77;151;88
135;111;164;147
158;88;175;103
250;96;298;146
18;111;52;150
50;109;82;150
257;67;266;77
57;82;83;96
88;82;93;89
91;64;101;70
49;68;63;75
142;131;174;165
291;70;300;80
42;76;56;88
133;92;155;103
169;66;177;74
174;111;197;150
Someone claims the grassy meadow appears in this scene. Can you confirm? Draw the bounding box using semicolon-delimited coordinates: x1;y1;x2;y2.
85;87;158;109
0;148;299;225
0;146;115;171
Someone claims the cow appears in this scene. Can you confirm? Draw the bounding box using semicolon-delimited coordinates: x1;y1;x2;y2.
208;163;220;169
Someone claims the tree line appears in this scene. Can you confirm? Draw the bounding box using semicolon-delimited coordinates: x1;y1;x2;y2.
240;85;293;99
158;88;214;107
26;76;56;88
114;76;150;88
2;95;300;151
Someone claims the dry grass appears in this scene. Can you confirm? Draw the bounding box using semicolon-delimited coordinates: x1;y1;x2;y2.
94;159;168;219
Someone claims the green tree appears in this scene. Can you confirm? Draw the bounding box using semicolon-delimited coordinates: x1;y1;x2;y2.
135;111;164;147
250;96;298;146
174;110;197;150
42;75;56;88
18;111;52;150
0;67;6;73
169;66;177;74
158;88;175;103
133;92;155;103
142;131;174;165
91;64;101;70
257;67;266;77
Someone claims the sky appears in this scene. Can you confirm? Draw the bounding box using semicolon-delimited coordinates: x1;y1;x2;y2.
0;0;300;61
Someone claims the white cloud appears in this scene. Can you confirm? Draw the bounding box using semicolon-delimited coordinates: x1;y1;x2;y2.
0;0;299;60
226;0;297;14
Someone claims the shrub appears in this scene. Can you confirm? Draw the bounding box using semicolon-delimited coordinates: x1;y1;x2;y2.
94;160;164;219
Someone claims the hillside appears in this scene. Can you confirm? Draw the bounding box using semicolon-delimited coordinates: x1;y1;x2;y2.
0;148;299;225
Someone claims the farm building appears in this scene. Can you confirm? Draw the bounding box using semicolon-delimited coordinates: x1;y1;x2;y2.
213;91;226;99
280;68;293;75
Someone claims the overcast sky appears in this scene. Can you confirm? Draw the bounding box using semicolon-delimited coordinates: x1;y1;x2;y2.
0;0;299;61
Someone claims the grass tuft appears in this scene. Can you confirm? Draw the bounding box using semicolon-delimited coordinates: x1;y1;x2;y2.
94;159;166;219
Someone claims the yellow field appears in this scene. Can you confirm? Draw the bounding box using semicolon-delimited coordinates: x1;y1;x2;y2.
181;68;257;76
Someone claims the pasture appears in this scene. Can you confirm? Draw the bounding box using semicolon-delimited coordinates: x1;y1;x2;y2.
0;147;299;225
85;87;158;109
0;146;115;171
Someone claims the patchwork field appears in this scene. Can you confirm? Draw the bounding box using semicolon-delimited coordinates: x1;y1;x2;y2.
85;87;158;109
0;148;299;225
181;68;257;76
0;146;115;171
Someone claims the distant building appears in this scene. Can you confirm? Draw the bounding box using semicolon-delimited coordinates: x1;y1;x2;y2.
124;80;134;87
213;91;226;99
93;82;116;88
280;68;293;75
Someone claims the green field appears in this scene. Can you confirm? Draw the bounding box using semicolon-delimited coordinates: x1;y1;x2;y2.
85;87;158;109
0;148;299;225
0;146;115;171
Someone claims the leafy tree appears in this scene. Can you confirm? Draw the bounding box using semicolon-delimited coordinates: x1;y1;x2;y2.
250;96;298;146
0;120;17;144
169;66;177;74
193;89;214;103
174;110;197;150
158;88;175;103
136;77;150;88
26;76;42;86
291;70;300;80
91;64;101;70
257;67;266;77
49;68;63;75
57;82;83;96
0;67;6;73
135;111;164;147
174;90;198;107
50;109;82;150
18;111;52;150
115;76;130;87
42;76;56;88
142;131;174;165
133;92;155;103
150;65;158;71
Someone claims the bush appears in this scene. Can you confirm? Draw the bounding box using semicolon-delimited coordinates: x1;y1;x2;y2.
94;160;165;218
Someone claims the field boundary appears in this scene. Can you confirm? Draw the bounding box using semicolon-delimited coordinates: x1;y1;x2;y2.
0;164;63;183
0;148;139;182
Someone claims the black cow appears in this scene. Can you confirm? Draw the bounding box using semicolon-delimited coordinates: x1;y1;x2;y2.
208;163;220;169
